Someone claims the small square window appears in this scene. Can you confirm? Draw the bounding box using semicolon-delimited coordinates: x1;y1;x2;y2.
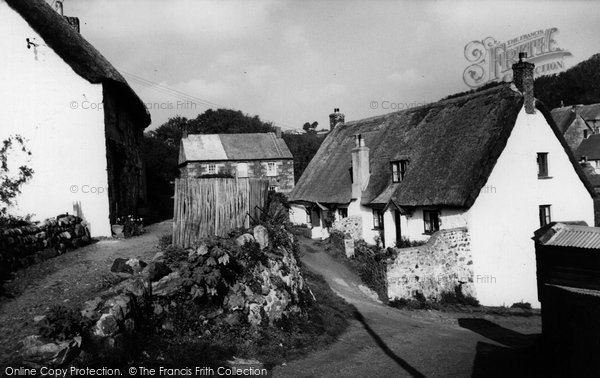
539;205;551;227
373;209;384;230
391;160;409;183
208;164;216;174
268;185;278;192
537;153;548;178
423;210;440;234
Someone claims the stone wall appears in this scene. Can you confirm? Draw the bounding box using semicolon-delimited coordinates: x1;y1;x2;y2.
332;215;362;240
386;227;474;301
181;159;295;194
0;215;91;276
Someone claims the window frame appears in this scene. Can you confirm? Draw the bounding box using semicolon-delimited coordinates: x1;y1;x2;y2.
268;185;278;192
423;209;440;235
338;208;348;219
539;205;552;227
266;162;277;176
391;160;409;183
372;209;384;230
207;163;216;175
537;152;549;178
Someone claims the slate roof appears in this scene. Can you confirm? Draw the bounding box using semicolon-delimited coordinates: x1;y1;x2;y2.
576;134;600;160
551;107;578;134
6;0;150;127
179;133;293;164
290;83;596;207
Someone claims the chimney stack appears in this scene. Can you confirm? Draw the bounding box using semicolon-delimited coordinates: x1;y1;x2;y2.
55;0;63;15
55;1;80;33
274;126;282;138
512;52;535;114
329;108;345;130
351;134;370;199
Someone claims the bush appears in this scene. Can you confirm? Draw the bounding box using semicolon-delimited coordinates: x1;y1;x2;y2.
326;231;394;303
510;301;532;310
395;237;427;248
38;305;91;341
116;215;145;237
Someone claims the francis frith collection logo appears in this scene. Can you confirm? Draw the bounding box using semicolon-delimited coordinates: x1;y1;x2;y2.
463;27;572;88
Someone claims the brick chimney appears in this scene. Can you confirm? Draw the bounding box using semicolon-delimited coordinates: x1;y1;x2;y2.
512;52;535;114
351;134;370;199
329;108;345;130
274;126;282;138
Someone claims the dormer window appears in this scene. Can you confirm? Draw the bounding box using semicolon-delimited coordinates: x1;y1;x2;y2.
391;160;409;183
537;152;549;178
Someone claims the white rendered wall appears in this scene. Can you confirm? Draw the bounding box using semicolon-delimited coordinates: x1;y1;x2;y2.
0;2;111;237
468;106;594;307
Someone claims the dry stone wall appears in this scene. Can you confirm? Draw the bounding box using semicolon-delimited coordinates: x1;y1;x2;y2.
387;228;474;301
0;215;91;276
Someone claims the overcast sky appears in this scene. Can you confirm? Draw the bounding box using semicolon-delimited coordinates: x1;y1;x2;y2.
63;0;600;131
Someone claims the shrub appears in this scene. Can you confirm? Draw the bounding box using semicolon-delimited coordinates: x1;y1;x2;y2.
395;237;427;248
38;305;91;341
510;301;532;310
0;135;34;216
116;215;145;237
326;232;394;303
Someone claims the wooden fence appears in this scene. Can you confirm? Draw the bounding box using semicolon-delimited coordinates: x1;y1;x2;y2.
172;178;269;248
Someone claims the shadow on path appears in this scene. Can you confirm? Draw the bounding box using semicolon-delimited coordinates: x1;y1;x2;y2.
354;310;425;378
458;318;543;378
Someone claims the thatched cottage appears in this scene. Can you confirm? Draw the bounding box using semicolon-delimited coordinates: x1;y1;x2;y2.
179;133;294;194
289;54;595;305
1;0;150;236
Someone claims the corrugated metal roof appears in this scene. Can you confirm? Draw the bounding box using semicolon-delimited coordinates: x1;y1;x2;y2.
539;223;600;249
180;133;293;163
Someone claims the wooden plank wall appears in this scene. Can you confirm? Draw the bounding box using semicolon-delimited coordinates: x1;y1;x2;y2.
173;178;269;248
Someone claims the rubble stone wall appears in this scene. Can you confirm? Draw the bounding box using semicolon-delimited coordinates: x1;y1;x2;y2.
387;228;474;301
0;215;91;275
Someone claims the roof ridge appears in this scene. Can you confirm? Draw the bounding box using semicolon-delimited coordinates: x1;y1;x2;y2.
269;132;285;157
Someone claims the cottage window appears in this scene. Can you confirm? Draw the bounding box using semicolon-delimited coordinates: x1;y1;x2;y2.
423;210;440;234
208;164;216;174
537;153;549;178
339;208;348;219
373;209;384;230
267;162;277;176
539;205;552;227
268;185;278;192
237;163;249;178
391;160;409;183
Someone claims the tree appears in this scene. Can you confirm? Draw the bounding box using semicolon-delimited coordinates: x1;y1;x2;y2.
302;121;318;134
0;135;33;216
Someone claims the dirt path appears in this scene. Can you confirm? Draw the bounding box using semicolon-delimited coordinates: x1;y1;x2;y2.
272;238;543;378
0;221;172;363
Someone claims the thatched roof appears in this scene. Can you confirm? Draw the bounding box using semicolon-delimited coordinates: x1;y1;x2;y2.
290;83;596;207
179;133;293;165
6;0;150;127
551;107;578;134
576;134;600;160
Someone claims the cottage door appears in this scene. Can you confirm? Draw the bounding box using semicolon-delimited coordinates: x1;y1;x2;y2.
394;210;402;246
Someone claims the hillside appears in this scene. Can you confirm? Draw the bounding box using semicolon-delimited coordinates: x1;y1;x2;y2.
534;53;600;109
